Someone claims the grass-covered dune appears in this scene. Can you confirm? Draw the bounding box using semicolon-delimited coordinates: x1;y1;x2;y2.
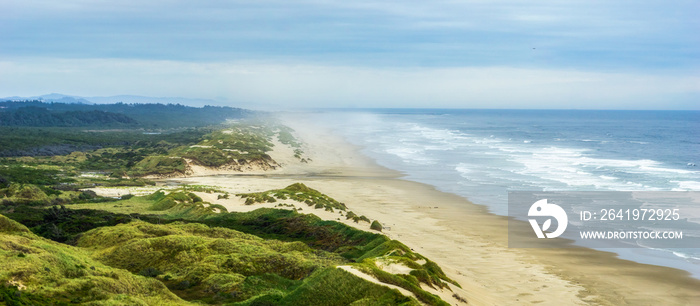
0;120;286;180
1;186;458;305
1;211;422;305
0;214;188;305
75;221;417;305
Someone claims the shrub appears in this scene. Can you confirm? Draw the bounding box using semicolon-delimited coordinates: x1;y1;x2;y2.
138;267;162;278
81;190;98;198
370;221;383;232
173;280;192;290
345;211;357;220
188;193;203;203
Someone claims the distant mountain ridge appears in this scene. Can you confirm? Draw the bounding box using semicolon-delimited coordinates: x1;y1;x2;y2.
1;93;221;107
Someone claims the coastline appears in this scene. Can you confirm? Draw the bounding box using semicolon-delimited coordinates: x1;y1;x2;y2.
168;117;700;305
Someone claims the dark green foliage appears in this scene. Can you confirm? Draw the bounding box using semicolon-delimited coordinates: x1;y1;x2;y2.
0;165;71;186
188;192;203;203
0;285;60;306
370;220;383;231
217;193;230;200
199;208;382;257
0;106;137;127
139;267;163;278
0;101;250;129
0;126;206;157
1;203;160;244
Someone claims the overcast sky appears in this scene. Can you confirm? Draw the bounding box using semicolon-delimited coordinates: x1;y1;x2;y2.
1;0;698;109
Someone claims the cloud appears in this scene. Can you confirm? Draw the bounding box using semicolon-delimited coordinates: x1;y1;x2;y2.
0;1;698;109
1;0;698;70
1;58;697;109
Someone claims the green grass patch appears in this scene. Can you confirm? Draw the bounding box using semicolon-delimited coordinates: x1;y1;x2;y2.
238;183;347;211
76;220;346;304
0;213;188;305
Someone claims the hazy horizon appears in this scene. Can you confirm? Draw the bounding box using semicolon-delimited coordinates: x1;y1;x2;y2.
1;1;698;110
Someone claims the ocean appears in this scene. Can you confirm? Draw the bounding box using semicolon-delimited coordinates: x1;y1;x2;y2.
307;109;700;277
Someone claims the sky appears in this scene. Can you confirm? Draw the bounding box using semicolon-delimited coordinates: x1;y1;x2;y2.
1;0;698;109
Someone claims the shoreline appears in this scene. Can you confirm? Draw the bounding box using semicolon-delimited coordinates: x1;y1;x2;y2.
167;117;700;305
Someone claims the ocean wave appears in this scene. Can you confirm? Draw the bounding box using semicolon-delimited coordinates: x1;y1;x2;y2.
671;181;700;191
384;147;436;165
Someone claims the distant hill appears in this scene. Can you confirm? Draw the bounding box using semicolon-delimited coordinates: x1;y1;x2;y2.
1;93;92;104
0;101;252;128
1;93;220;107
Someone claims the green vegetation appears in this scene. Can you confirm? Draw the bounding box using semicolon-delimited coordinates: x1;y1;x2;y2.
0;107;457;305
0;123;283;210
0;214;188;305
238;183;347;211
0;101;250;129
0;126;208;157
172;127;274;168
1;185;457;305
0;106;137;127
76;220;347;304
370;220;383;232
130;156;188;176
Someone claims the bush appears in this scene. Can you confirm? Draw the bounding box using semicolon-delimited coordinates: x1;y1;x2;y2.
138;267;162;278
78;190;97;200
370;221;383;232
188;192;203;203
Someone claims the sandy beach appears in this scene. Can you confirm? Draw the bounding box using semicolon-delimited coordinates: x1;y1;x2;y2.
164;117;700;305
